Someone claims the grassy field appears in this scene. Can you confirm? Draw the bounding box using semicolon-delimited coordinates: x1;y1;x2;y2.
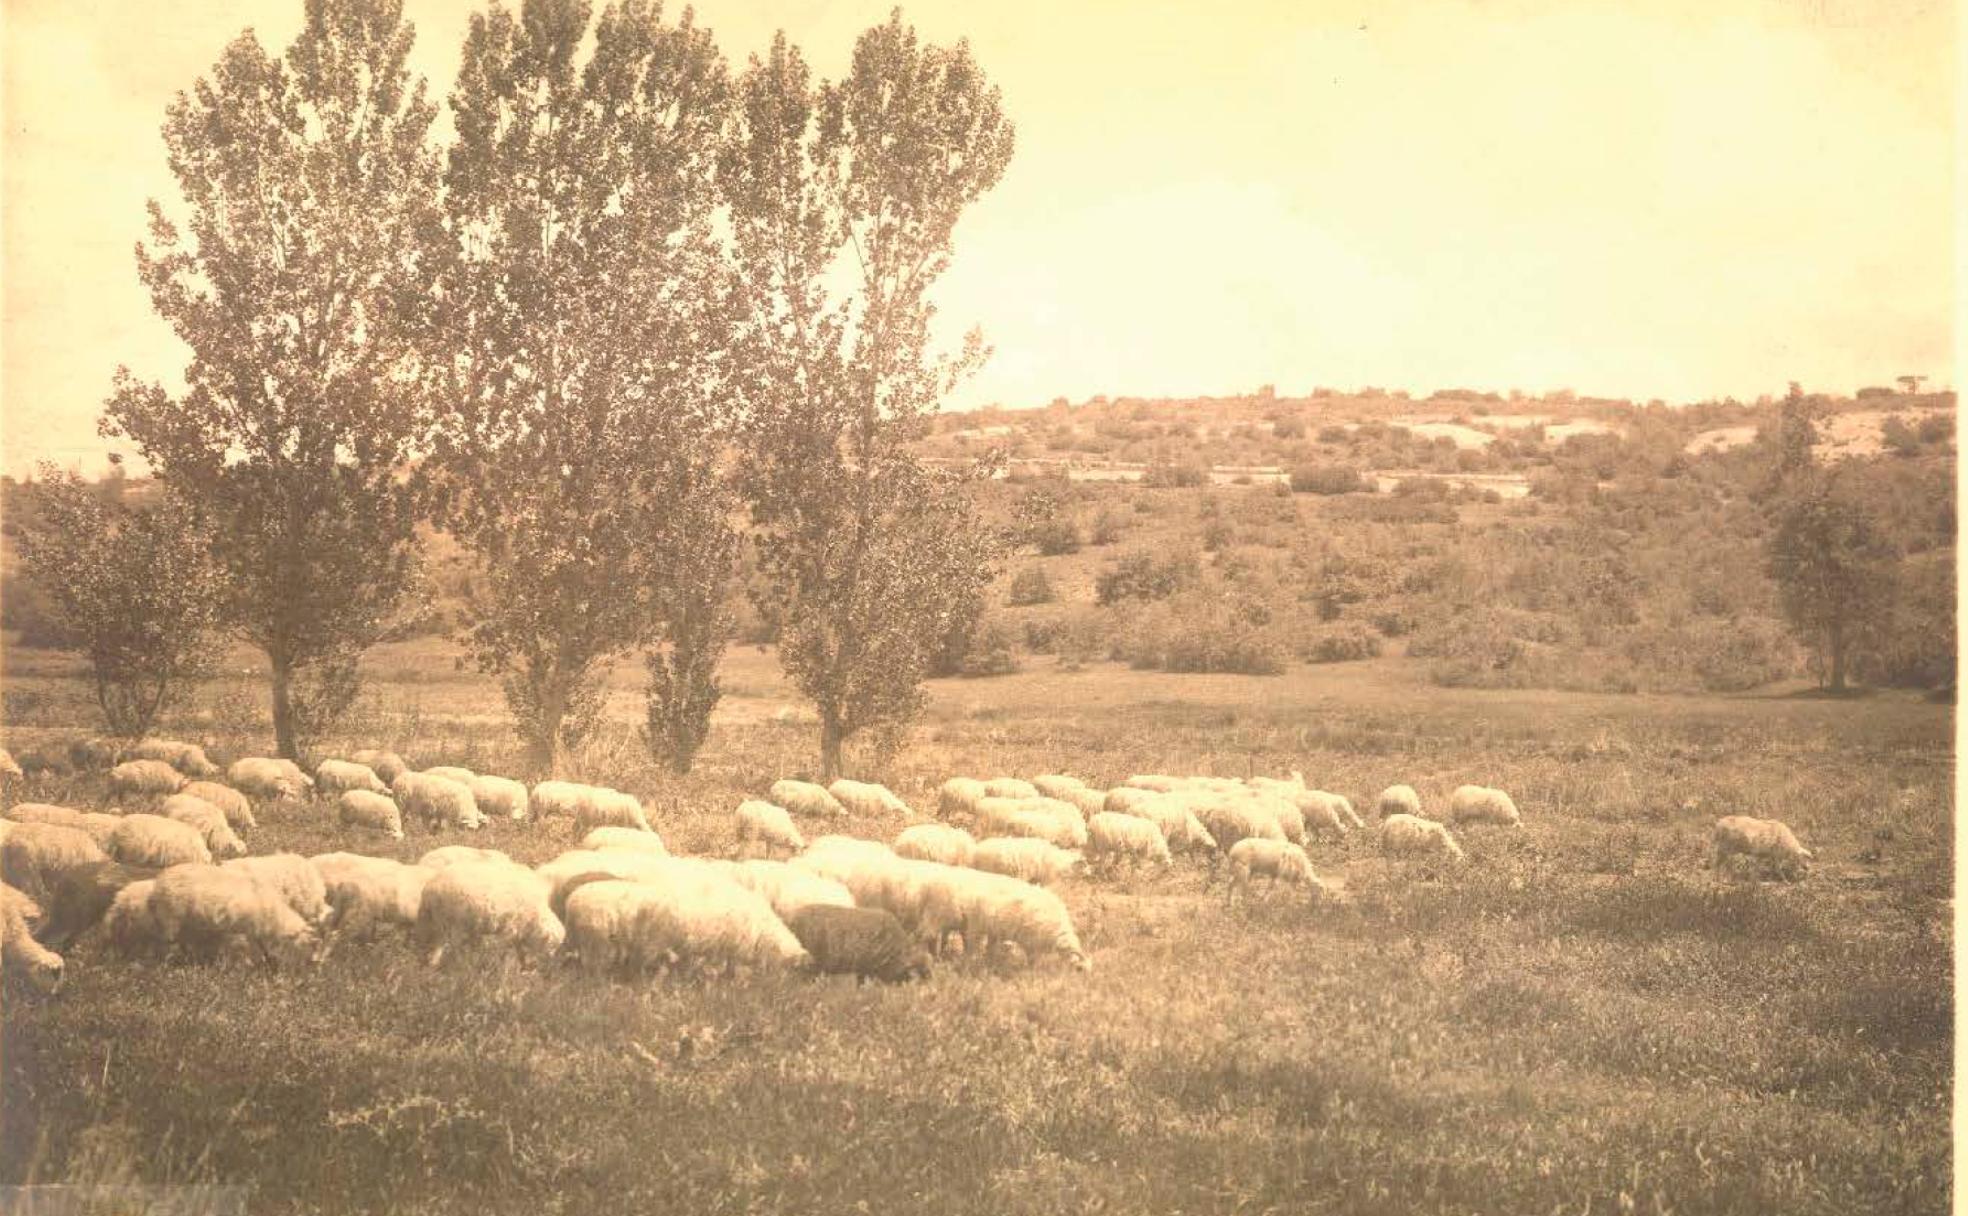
0;640;1953;1214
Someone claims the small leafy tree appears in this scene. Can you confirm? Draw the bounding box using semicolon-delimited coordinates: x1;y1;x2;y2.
1766;492;1899;692
101;0;440;757
644;479;739;774
15;468;227;737
431;0;736;773
725;18;1013;778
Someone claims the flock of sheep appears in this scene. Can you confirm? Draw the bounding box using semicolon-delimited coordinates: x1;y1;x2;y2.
0;736;1817;995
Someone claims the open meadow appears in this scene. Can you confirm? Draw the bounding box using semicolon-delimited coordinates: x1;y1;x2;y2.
0;640;1952;1215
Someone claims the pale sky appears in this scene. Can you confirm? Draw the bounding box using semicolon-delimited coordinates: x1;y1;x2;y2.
1;0;1957;475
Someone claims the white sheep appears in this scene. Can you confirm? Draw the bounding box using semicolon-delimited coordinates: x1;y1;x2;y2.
1103;786;1163;815
1119;795;1218;855
1448;785;1522;827
727;859;856;922
1189;797;1285;854
312;853;432;939
972;837;1084;886
393;771;486;832
894;823;976;868
126;738;222;779
1053;787;1110;818
921;869;1090;971
469;775;530;821
982;777;1040;799
419;845;516;872
222;853;333;926
228;757;313;801
182;781;257;830
1227;839;1326;901
106;814;212;869
572;869;806;974
770;779;847;819
937;777;988;819
1709;816;1812;881
533;781;651;834
1377;784;1423;819
829;778;911;818
0;748;22;780
735;800;805;858
536;848;675;916
159;793;248;859
530;780;592;820
423;765;478;786
580;826;669;856
337;790;404;839
1245;792;1309;844
315;759;388;797
100;878;163;956
1087;811;1173;869
1123;774;1184;793
109;759;188;801
1308;790;1363;830
1380;813;1466;862
1029;774;1089;799
1;883;62;991
348;749;409;785
415;860;563;967
149;864;320;965
9;806;124;849
0;820;107;900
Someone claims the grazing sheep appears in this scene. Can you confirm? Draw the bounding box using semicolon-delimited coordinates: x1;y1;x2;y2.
1087;811;1173;869
315;759;388;797
348;749;409;785
1709;816;1813;881
975;797;1089;848
1377;784;1423;819
982;777;1040;800
894;823;976;868
10;806;125;849
580;788;654;834
1448;785;1522;827
1308;790;1363;831
15;746;74;777
159;794;248;859
419;845;516;873
770;779;847;819
469;775;530;821
126;739;221;779
530;780;592;821
1110;794;1216;855
786;905;930;982
1227;839;1325;901
393;772;486;832
1030;774;1089;800
580;826;669;856
1053;787;1110;818
0;748;22;780
149;865;321;965
33;861;162;950
338;790;404;839
415;861;563;967
102;879;162;957
1189;797;1285;854
222;854;333;926
1247;793;1310;844
312;853;433;939
1103;786;1162;815
566;869;806;975
424;765;478;786
228;757;312;801
1379;813;1467;862
938;777;988;818
562;880;665;974
106;815;212;869
536;848;674;918
973;837;1084;886
829;779;911;818
182;781;257;830
4;822;112;897
1;883;62;991
728;859;856;922
998;807;1083;851
736;800;805;858
1292;795;1350;841
1123;774;1184;793
109;759;188;801
926;870;1090;971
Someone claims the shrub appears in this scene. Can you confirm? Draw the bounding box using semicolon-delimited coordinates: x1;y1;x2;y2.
1088;508;1126;546
1290;464;1369;495
1008;565;1055;606
1915;412;1953;444
1095;550;1199;605
958;615;1020;677
1021;605;1110;667
1115;589;1286;675
1317;425;1351;444
1141;461;1207;489
0;574;70;649
1302;622;1383;663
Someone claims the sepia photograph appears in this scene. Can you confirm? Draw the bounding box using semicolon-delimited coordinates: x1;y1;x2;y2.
0;0;1956;1211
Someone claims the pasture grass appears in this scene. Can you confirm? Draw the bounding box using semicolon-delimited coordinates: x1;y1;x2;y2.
0;639;1952;1214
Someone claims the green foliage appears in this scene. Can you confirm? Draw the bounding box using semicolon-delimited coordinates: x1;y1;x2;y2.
1095;550;1199;606
14;468;227;737
726;17;1013;777
1289;464;1369;495
1008;565;1055;606
101;0;440;757
1766;493;1899;692
431;0;736;773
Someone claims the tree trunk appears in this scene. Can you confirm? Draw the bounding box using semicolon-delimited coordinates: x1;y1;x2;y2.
819;706;845;783
528;672;570;778
270;650;299;760
1828;622;1848;693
